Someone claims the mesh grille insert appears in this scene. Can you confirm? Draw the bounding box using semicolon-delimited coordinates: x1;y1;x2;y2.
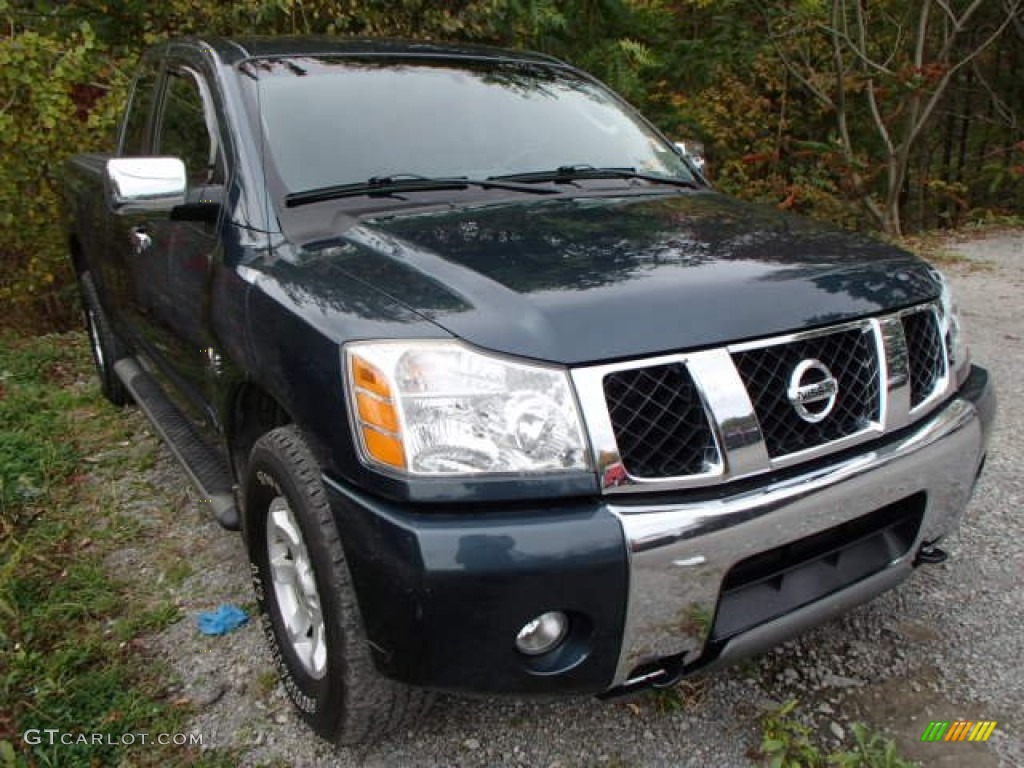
733;327;880;457
902;309;946;407
603;363;717;478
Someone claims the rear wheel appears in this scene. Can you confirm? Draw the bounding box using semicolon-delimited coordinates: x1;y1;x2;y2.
243;425;431;744
79;271;128;406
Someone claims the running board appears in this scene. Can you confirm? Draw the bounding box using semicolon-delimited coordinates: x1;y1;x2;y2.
114;358;240;530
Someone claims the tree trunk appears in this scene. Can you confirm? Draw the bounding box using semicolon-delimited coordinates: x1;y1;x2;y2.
883;154;905;237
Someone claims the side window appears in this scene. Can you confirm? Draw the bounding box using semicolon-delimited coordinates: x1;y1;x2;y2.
156;69;224;186
120;64;159;156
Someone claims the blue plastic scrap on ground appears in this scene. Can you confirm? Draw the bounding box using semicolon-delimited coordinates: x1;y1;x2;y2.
196;604;249;636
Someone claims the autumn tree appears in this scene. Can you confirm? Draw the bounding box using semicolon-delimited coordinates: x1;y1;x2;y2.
1;0;1022;329
756;0;1023;235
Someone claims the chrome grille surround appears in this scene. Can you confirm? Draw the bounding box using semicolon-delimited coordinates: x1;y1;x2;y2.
571;302;952;495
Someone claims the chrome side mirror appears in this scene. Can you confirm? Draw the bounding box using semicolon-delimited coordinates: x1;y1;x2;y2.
106;157;187;212
674;140;706;171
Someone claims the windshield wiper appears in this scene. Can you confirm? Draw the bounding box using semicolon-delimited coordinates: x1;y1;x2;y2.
285;173;559;208
489;165;699;189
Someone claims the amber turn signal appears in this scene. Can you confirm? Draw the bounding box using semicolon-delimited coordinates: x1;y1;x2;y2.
349;354;405;469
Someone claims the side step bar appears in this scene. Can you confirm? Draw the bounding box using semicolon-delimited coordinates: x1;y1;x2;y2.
114;358;240;531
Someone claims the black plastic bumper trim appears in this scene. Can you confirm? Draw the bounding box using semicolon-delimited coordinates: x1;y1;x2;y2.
321;475;628;695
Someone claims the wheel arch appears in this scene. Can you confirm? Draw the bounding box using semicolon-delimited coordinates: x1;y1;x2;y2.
226;381;294;483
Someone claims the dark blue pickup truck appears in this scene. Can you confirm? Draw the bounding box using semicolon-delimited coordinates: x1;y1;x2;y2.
63;37;995;744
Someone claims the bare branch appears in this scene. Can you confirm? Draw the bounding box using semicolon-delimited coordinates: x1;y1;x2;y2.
931;0;960;27
866;81;895;157
860;193;886;230
933;0;991;62
868;6;908;71
818;22;896;76
832;0;891;227
1011;0;1024;40
883;20;906;71
848;0;895;155
751;0;836;109
819;1;900;76
914;0;930;69
907;2;1021;147
830;1;853;156
969;58;1017;129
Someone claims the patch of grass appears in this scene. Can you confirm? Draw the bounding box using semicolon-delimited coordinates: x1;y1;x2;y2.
758;699;917;768
0;332;230;766
921;249;975;268
190;752;247;768
255;668;279;698
897;229;999;272
759;699;826;767
830;724;918;768
0;336;84;525
113;601;182;642
650;678;711;713
164;560;193;588
136;449;158;472
961;212;1024;230
897;233;970;266
922;250;995;274
96;500;149;541
249;755;293;768
240;599;259;616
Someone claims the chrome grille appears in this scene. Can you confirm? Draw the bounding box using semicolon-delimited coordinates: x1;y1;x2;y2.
572;301;956;494
733;327;881;457
902;309;946;408
603;364;716;478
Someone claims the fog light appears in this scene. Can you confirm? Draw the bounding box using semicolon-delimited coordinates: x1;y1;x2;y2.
515;611;568;656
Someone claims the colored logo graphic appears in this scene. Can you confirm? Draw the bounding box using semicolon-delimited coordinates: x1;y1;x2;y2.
920;720;997;742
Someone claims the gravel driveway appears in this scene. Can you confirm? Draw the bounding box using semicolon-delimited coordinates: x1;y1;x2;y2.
117;229;1023;767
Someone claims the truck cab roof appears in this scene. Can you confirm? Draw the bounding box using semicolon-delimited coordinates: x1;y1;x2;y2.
151;35;567;67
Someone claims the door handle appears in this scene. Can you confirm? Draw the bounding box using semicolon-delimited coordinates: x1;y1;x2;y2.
130;226;152;255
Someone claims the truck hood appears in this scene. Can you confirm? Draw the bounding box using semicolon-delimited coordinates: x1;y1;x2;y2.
272;191;939;365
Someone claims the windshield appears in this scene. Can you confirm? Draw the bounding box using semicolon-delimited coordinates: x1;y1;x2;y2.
240;56;695;196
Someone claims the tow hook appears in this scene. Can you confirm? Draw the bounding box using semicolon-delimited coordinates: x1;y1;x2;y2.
598;658;685;699
915;542;948;566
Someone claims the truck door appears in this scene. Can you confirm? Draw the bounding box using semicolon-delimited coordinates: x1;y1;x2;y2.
102;59;162;345
142;63;228;431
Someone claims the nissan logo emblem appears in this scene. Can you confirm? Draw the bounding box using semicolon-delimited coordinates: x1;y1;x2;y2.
787;359;838;423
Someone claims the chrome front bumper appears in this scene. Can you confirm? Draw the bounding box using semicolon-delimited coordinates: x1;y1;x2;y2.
607;372;994;688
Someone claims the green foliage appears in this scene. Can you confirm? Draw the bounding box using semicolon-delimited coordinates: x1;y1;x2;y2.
0;332;233;767
760;699;826;768
0;1;510;334
1;0;1020;331
0;22;127;330
830;723;917;768
758;700;917;768
0;336;83;520
749;0;1024;235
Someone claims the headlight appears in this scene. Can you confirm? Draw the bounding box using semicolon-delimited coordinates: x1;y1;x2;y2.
932;268;969;374
344;341;589;476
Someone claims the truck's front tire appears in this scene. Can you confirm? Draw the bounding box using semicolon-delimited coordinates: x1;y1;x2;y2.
79;271;128;406
243;425;431;744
